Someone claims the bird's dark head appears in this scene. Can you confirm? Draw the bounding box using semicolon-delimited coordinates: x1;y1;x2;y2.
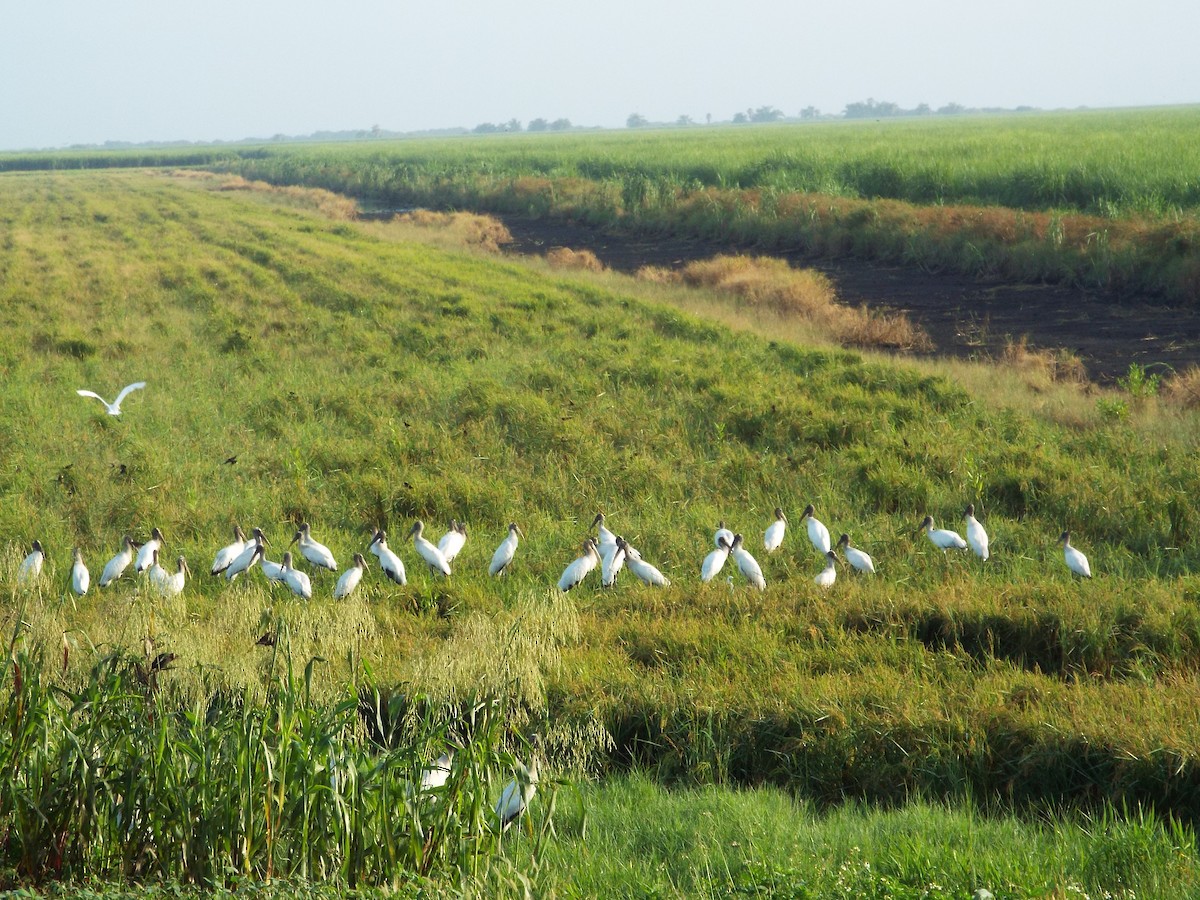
836;533;850;548
774;507;786;521
802;504;815;518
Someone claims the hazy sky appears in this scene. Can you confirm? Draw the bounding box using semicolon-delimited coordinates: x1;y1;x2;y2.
2;0;1197;149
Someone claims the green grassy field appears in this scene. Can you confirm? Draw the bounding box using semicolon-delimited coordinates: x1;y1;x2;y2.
2;167;1200;894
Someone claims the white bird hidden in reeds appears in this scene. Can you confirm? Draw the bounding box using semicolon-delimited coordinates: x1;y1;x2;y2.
714;521;734;550
730;533;765;590
75;380;146;416
421;750;455;793
225;528;267;581
964;504;990;561
211;525;248;576
836;533;876;574
489;522;524;576
802;504;832;555
369;530;407;585
410;520;451;576
438;520;468;564
334;553;366;599
764;508;787;552
495;756;539;831
1060;530;1092;578
558;538;600;592
291;522;337;571
17;541;44;587
100;535;138;587
135;527;164;573
814;550;838;588
601;536;627;588
701;535;731;583
592;513;618;557
71;548;90;596
920;515;967;551
624;543;671;586
279;552;313;600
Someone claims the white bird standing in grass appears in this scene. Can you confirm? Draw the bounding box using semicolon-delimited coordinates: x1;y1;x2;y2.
764;508;787;552
369;530;407;586
919;515;967;551
714;521;734;550
147;550;169;593
601;536;627;588
814;550;838;588
280;552;313;600
334;553;366;599
100;535;138;587
135;527;164;573
211;525;248;576
18;541;44;587
701;535;731;583
421;750;456;793
291;522;337;571
75;380;145;416
1060;531;1092;578
495;756;539;831
438;520;468;564
964;504;990;561
71;548;90;596
557;539;600;592
163;555;189;597
225;528;267;581
624;543;671;586
591;513;618;557
410;520;452;576
801;505;832;555
489;523;524;576
730;534;765;590
836;533;876;574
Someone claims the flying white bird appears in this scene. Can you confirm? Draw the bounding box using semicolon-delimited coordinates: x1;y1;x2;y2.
369;530;407;586
558;539;600;592
225;528;267;581
495;756;540;831
601;536;627;588
410;520;451;576
489;523;524;576
814;550;838;588
1060;530;1092;578
211;525;248;576
714;521;734;550
75;381;146;416
591;513;618;557
730;533;765;590
764;508;787;552
438;520;468;564
100;535;138;587
291;522;337;571
17;541;44;587
836;533;876;574
623;544;671;586
334;553;367;599
964;504;990;560
279;552;313;600
421;750;456;793
919;515;968;551
135;527;164;573
71;547;90;596
801;504;832;555
701;535;731;583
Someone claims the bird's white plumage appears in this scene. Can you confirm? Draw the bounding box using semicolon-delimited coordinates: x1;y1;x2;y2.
814;551;837;588
410;521;451;576
135;527;164;573
714;522;734;550
701;537;731;583
334;554;366;599
421;751;455;793
592;513;618;557
624;547;671;586
71;548;90;596
964;505;990;560
147;550;169;593
18;541;44;587
558;539;599;592
601;538;626;588
225;528;266;581
802;505;831;555
438;521;468;564
291;523;337;571
1060;531;1092;578
495;757;539;829
260;557;287;584
836;534;875;574
211;525;248;576
100;535;137;587
920;516;967;551
280;552;313;600
764;508;787;552
730;534;765;590
370;531;407;585
75;381;146;416
489;523;523;576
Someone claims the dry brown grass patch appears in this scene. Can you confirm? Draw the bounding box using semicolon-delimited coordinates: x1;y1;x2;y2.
1162;366;1200;409
202;174;358;220
545;247;606;272
1001;336;1089;386
392;209;513;252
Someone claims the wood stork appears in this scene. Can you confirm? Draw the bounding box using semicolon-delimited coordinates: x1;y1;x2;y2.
225;528;267;581
135;527;164;573
601;536;627;588
17;541;44;587
211;525;248;576
801;504;831;555
730;534;765;590
1060;531;1092;578
489;523;524;576
591;513;618;556
701;535;731;582
410;520;451;576
260;555;287;585
624;544;671;586
558;539;600;592
421;750;455;793
147;549;169;593
814;550;838;588
369;530;407;586
334;553;366;599
964;504;990;560
495;756;539;831
71;548;90;596
291;522;337;571
919;515;967;551
279;552;313;600
836;533;876;574
764;508;787;552
75;380;145;416
714;521;734;550
438;520;468;564
100;535;138;587
153;554;189;597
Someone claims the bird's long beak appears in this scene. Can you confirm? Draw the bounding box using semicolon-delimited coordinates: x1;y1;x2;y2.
290;532;300;546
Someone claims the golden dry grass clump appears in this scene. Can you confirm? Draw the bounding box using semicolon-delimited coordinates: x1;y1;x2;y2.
1000;336;1089;386
544;246;606;272
1162;365;1200;409
393;209;514;252
201;173;359;219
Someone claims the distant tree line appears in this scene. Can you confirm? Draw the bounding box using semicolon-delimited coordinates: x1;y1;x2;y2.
621;100;1042;128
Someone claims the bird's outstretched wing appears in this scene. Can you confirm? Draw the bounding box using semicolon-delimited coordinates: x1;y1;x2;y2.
76;389;110;405
113;382;147;406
